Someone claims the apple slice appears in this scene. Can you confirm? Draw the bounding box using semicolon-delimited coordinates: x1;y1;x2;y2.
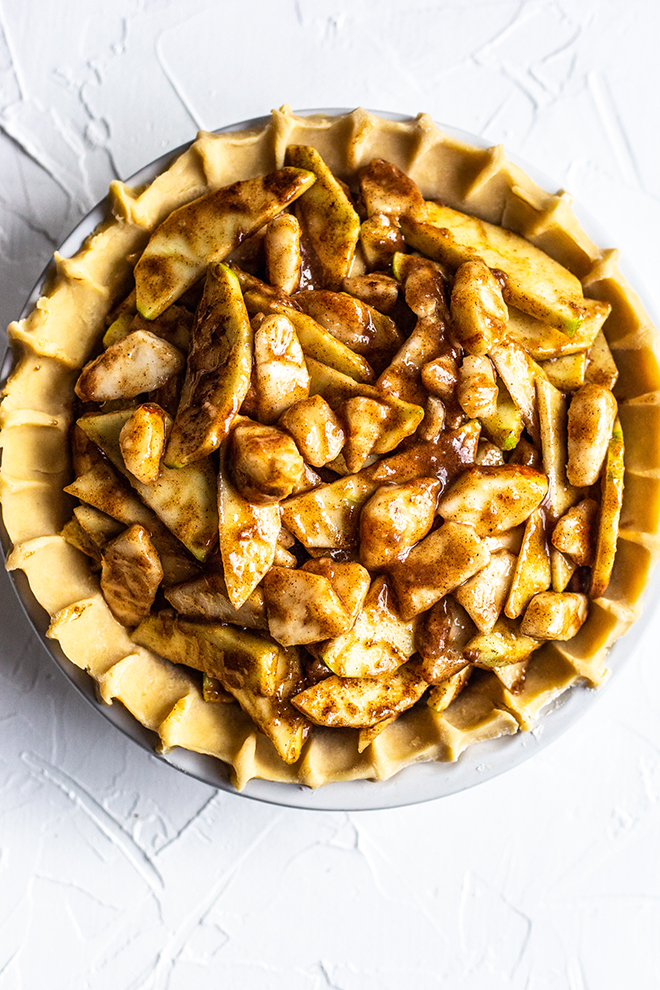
590;419;625;599
135;166;316;318
285;144;360;288
403;205;591;335
164;264;252;468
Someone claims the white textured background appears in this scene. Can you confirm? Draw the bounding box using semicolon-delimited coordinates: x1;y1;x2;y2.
2;1;660;987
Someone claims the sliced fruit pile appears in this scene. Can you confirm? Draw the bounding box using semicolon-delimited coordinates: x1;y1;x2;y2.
63;148;623;766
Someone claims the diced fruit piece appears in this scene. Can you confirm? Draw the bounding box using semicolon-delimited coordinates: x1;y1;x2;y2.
119;403;167;485
135;166;315;318
281;472;378;549
202;675;234;703
566;382;618;487
551;498;599;566
418;395;446;442
539;352;586;392
506;303;608;360
360;213;405;267
475;439;504;466
590;419;625;599
456;354;498;419
492;660;528;693
293;290;403;373
520;591;589;640
279;394;345;467
402;262;448;319
378;314;448;404
585;329;619;390
339;394;423;473
370;420;481;486
404;206;590;335
341;273;399;314
481;377;524;451
100;524;163;627
421;353;459;400
164;570;267;629
359;478;440;570
253;313;310;424
218;449;280;608
264;212;302;294
228;419;305;503
389;521;490;620
437;465;548;537
489;341;542;445
535;376;581;522
454;550;516;634
241;280;375;382
550;547;576;593
504;509;551;618
77;409;218;562
164;264;252;467
426;666;472;713
450;259;508;354
317;576;416;678
133;612;309;764
464;617;541;668
302;558;371;621
285;145;360;289
291;661;427;728
263;566;358;646
358;158;427;221
414;596;473;682
75;329;184;402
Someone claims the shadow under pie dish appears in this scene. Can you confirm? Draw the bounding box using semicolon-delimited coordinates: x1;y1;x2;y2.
1;108;660;810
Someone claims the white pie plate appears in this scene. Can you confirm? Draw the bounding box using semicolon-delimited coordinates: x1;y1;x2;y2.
2;110;659;811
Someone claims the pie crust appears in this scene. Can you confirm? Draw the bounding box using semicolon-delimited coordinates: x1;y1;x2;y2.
2;107;660;791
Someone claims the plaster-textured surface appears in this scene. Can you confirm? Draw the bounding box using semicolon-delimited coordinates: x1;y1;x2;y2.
2;2;660;986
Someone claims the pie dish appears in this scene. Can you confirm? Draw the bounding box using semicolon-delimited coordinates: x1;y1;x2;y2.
2;107;660;809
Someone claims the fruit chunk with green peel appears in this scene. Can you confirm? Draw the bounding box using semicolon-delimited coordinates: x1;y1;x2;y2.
481;377;524;451
505;303;609;360
489;341;542;445
241;280;374;383
218;448;280;609
316;576;416;679
293;290;403;373
164;570;267;629
454;550;516;634
504;509;551;619
132;612;309;764
464;617;541;668
590;420;625;599
285;145;360;289
402;205;590;335
291;661;428;728
75;329;185;403
164;264;252;468
450;259;508;355
77;408;218;562
536;375;582;522
100;524;163;627
426;666;472;714
279;394;345;467
437;465;548;537
281;471;378;549
134;166;316;318
339;394;424;473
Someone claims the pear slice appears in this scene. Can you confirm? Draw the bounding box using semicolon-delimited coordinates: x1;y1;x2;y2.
164;264;252;468
402;206;591;335
285;145;360;289
134;166;316;318
77;408;218;562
